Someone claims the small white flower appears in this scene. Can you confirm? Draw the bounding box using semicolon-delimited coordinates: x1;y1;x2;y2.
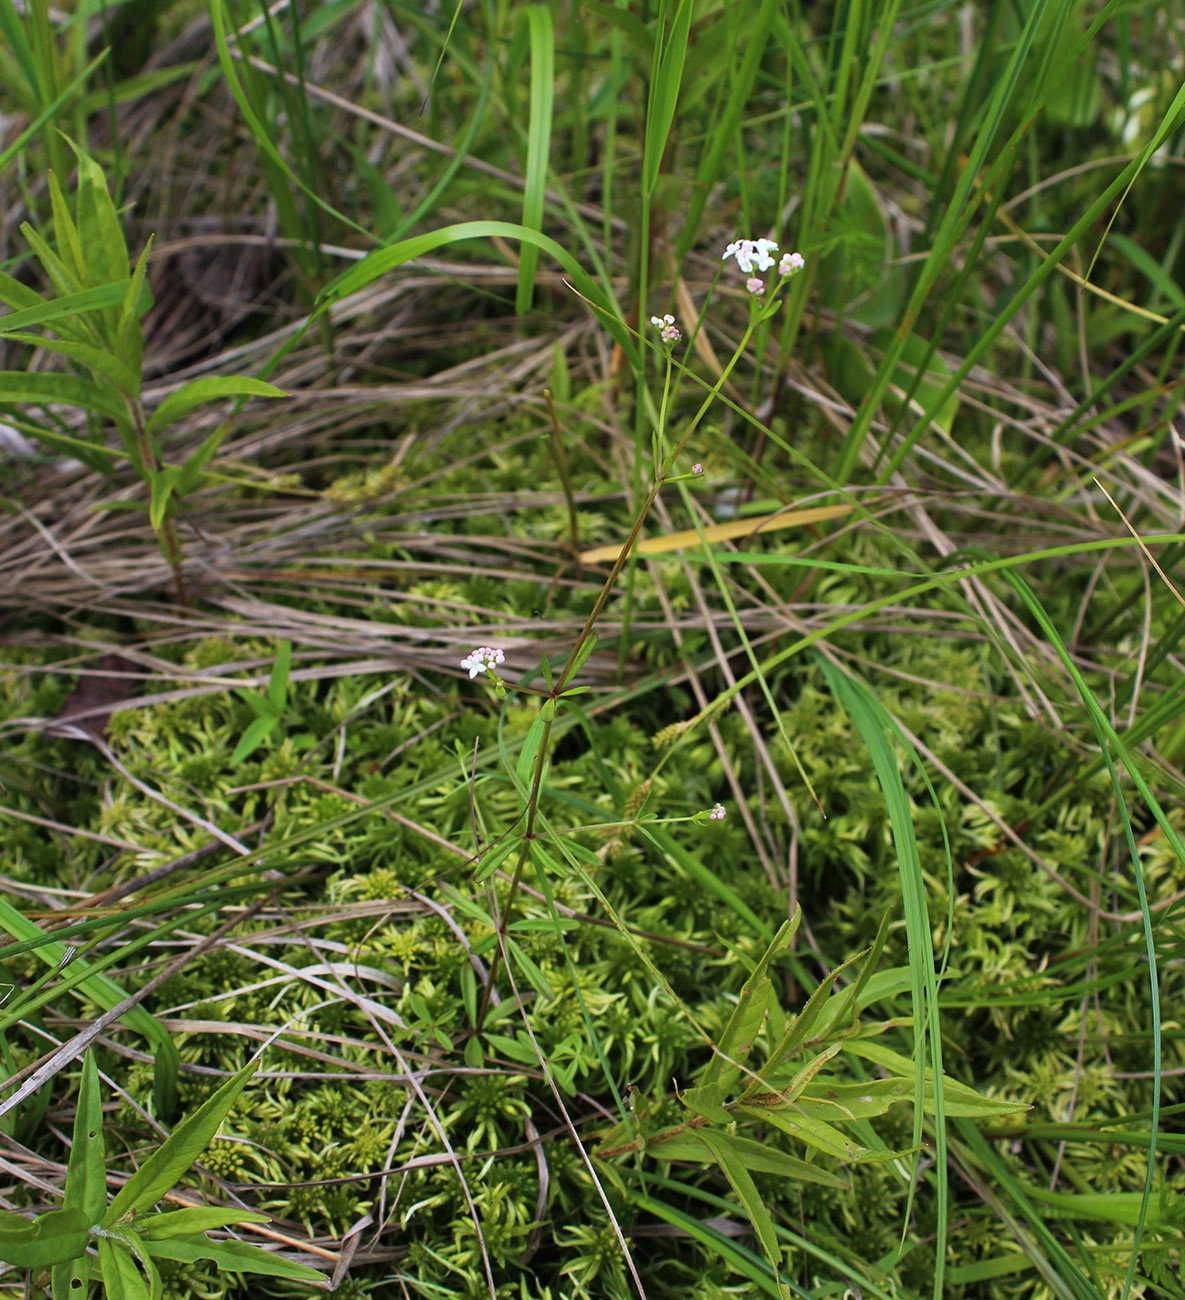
708;802;726;821
692;463;704;476
751;238;779;271
651;312;680;344
724;237;778;274
779;251;805;277
722;239;755;271
460;646;505;679
745;277;765;296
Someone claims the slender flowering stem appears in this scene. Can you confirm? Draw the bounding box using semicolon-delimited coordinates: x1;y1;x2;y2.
477;291;769;1029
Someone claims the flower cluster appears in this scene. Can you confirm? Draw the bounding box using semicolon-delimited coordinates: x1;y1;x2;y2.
722;237;805;301
460;646;505;679
649;313;681;344
708;802;726;821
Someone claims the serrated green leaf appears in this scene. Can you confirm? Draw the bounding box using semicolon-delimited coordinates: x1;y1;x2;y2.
104;1060;260;1225
0;1207;90;1268
145;376;287;439
139;1209;269;1240
142;1234;327;1283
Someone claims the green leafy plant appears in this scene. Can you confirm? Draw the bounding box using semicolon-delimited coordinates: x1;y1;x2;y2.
230;640;296;765
0;139;286;603
593;910;1028;1298
0;1052;326;1298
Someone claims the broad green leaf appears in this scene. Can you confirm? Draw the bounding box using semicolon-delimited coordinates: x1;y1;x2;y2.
842;1040;1030;1119
677;1080;731;1126
98;1236;150;1300
140;1208;269;1239
108;1225;162;1300
64;1052;107;1224
691;1129;787;1299
145;376;288;439
0;331;137;395
229;715;279;767
267;641;292;712
0;369;126;422
648;1129;849;1188
104;1059;260;1225
69;141;131;287
701;914;798;1092
143;1233;328;1282
0;1207;90;1268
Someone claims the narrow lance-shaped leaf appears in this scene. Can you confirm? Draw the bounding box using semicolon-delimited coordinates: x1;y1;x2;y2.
747;944;870;1097
98;1236;151;1300
104;1059;261;1225
704;913;799;1091
0;281;128;332
65;1052;107;1223
47;169;87;286
0;330;138;395
145;376;288;439
69;140;131;287
692;1129;789;1300
142;1233;328;1283
140;1209;269;1240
